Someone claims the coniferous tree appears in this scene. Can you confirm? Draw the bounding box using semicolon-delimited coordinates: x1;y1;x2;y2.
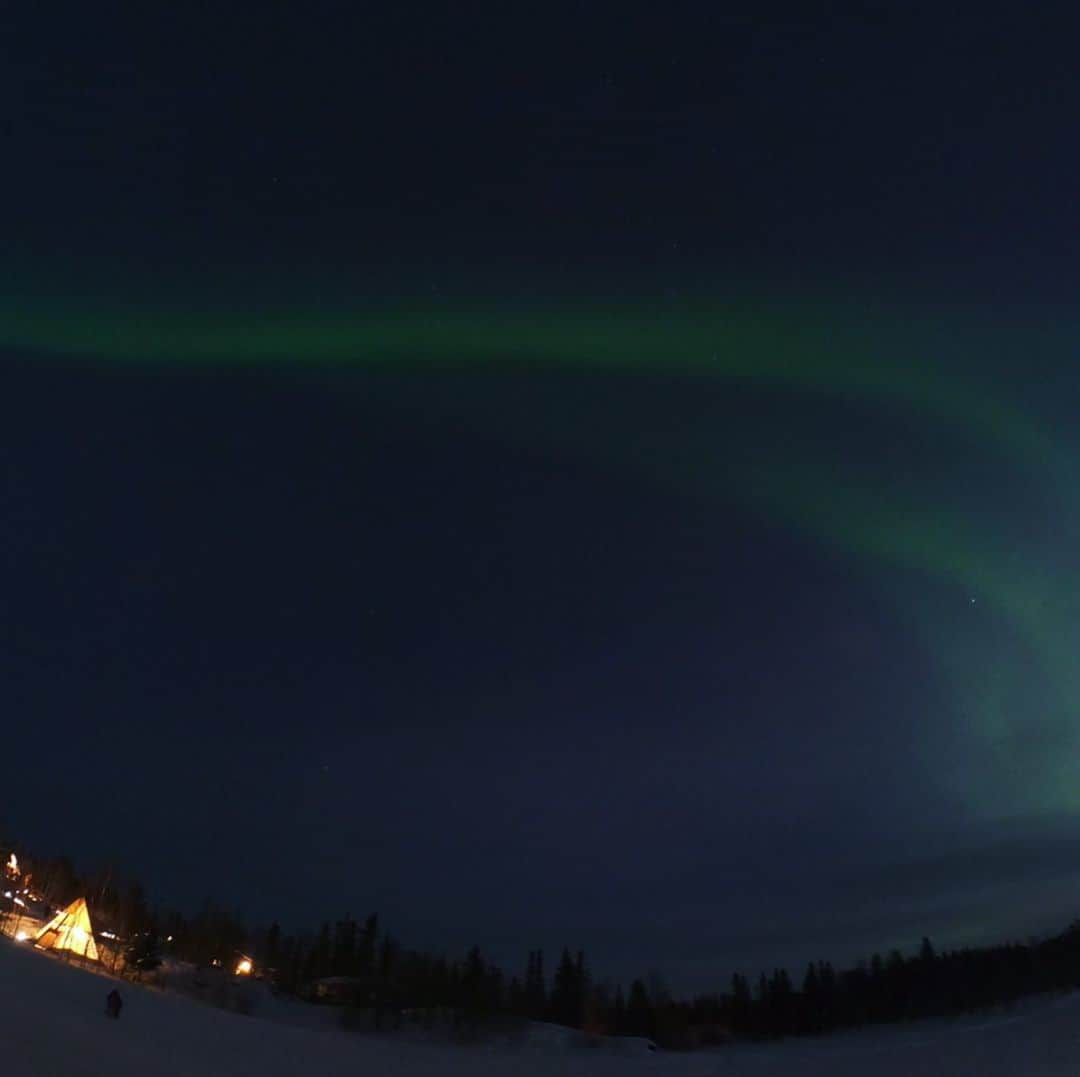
378;936;400;984
869;953;885;1021
769;968;793;1036
264;921;281;971
645;969;671;1009
885;949;907;1019
333;915;357;976
731;972;752;1034
546;947;590;1028
523;951;536;1014
125;926;163;976
802;963;820;1034
274;935;297;992
525;949;546;1019
121;882;150;937
817;961;836;1030
460;946;489;1020
574;950;590;1025
611;985;626;1035
915;936;938;1016
376;934;402;1022
549;947;578;1026
756;972;770;1037
311;922;332;980
42;856;80;907
508;975;524;1016
585;981;612;1036
357;914;378;975
626;978;653;1038
919;936;936;964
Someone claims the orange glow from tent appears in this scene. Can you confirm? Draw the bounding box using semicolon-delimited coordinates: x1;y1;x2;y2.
235;958;253;976
33;897;100;961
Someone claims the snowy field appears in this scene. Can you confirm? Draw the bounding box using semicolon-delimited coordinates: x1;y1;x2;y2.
7;936;1080;1075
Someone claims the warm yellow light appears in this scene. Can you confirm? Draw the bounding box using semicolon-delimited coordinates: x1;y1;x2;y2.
5;853;17;877
71;926;87;943
14;931;28;942
235;958;252;976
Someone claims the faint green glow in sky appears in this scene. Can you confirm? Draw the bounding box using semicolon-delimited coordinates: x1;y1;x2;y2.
3;288;1077;817
0;292;1056;464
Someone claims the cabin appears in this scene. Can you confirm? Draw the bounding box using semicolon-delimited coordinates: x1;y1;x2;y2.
310;975;378;1005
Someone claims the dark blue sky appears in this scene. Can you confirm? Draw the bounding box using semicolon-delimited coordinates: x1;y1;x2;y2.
8;4;1080;293
4;4;1080;990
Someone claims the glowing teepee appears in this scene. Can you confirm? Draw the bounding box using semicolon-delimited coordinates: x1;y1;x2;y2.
33;897;99;961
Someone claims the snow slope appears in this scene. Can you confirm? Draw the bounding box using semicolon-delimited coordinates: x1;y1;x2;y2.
6;935;1080;1075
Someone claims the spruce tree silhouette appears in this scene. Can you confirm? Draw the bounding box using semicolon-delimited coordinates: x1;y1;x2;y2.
550;947;581;1027
263;922;281;971
357;914;377;975
524;949;546;1019
731;972;752;1033
332;915;356;975
626;978;652;1038
802;963;820;1033
611;985;627;1035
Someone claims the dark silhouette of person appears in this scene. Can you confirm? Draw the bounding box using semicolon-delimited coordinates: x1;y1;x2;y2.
105;989;122;1019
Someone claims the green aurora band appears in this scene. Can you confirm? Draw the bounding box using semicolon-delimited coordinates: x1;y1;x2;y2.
4;290;1076;817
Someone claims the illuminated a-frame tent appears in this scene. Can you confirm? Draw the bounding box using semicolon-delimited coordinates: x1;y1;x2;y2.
33;897;99;961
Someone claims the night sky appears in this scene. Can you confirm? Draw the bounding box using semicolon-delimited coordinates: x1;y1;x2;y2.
5;4;1080;991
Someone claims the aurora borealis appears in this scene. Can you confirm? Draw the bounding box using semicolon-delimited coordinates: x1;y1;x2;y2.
6;2;1080;992
5;287;1077;818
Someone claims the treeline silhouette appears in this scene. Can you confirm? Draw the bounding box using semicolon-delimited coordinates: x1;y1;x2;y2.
9;840;1080;1048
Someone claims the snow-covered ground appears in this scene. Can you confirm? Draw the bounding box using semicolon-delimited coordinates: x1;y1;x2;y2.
6;934;1080;1075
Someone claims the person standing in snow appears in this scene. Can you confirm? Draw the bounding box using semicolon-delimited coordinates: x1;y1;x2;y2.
105;989;122;1019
